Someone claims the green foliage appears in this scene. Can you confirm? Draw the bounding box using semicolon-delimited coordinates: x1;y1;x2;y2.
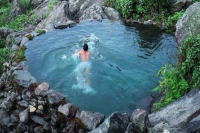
0;48;12;74
48;0;59;11
153;65;189;109
18;0;32;11
179;34;200;88
14;45;27;63
0;37;6;48
36;29;46;35
0;0;10;7
0;6;12;28
166;10;185;27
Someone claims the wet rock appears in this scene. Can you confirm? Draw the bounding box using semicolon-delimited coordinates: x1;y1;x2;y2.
78;110;105;130
54;23;69;29
149;89;200;132
31;115;48;126
130;109;149;133
175;2;200;45
19;108;29;123
89;112;130;133
143;20;154;25
47;89;66;105
20;36;29;47
34;82;49;95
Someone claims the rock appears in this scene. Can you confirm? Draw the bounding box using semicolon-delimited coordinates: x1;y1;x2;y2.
34;126;43;133
58;103;79;117
19;108;29;123
13;70;37;88
143;20;154;25
31;0;45;8
11;114;19;123
54;23;69;29
31;115;48;126
79;4;105;21
89;112;130;133
10;0;26;18
18;100;29;108
149;89;200;132
130;109;149;133
29;105;36;112
0;110;11;126
17;123;27;133
0;28;15;38
169;0;193;13
47;89;66;105
36;1;70;31
67;20;77;28
34;82;49;95
175;2;200;45
102;7;120;20
78;110;105;130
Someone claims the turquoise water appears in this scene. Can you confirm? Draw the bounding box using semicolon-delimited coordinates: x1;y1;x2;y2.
25;19;178;116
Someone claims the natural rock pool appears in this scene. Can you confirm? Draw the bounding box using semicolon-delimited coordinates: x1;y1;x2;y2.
25;19;178;116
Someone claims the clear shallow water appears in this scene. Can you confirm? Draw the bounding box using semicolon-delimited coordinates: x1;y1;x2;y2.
26;19;178;116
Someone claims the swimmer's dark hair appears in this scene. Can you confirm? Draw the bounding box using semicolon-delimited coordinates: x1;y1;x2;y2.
83;43;88;51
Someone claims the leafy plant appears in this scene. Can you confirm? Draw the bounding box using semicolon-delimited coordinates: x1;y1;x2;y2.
14;45;27;63
0;37;6;48
153;64;189;109
0;48;12;74
18;0;32;11
179;34;200;88
48;0;59;11
167;10;185;27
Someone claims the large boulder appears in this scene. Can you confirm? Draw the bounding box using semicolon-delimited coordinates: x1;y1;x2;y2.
10;0;26;18
78;110;105;130
0;28;15;39
89;112;130;133
36;1;70;31
169;0;193;13
175;2;200;45
148;89;200;133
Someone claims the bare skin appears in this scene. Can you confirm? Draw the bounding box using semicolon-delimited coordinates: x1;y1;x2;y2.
77;50;91;62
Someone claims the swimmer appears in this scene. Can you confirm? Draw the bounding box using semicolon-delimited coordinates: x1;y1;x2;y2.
76;43;91;62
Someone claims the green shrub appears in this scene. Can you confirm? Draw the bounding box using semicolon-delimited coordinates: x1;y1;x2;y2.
14;45;27;63
36;29;46;35
153;65;189;109
0;48;12;74
179;34;200;88
0;37;6;48
48;0;59;11
19;0;32;11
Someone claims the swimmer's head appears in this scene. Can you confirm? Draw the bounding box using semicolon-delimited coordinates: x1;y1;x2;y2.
83;43;88;51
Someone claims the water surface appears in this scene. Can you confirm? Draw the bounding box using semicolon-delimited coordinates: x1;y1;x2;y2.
26;19;178;116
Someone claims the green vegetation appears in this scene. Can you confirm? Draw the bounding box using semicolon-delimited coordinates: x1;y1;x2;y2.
0;48;12;74
36;29;46;35
48;0;59;10
18;0;32;11
14;45;27;63
153;34;200;109
0;37;6;48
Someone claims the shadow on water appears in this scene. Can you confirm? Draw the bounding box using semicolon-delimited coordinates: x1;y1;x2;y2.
25;19;178;116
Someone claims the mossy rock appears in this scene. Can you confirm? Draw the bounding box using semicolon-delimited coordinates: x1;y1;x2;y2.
36;29;46;35
25;34;34;40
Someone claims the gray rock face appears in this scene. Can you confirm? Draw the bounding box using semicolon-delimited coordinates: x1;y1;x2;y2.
30;115;48;126
13;70;37;88
130;109;149;133
19;108;29;123
47;89;66;105
36;1;70;31
78;110;105;130
10;0;26;18
58;103;78;117
34;82;49;95
149;89;200;132
31;0;45;8
89;112;130;133
0;28;15;38
102;7;120;20
175;2;200;45
169;0;193;13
